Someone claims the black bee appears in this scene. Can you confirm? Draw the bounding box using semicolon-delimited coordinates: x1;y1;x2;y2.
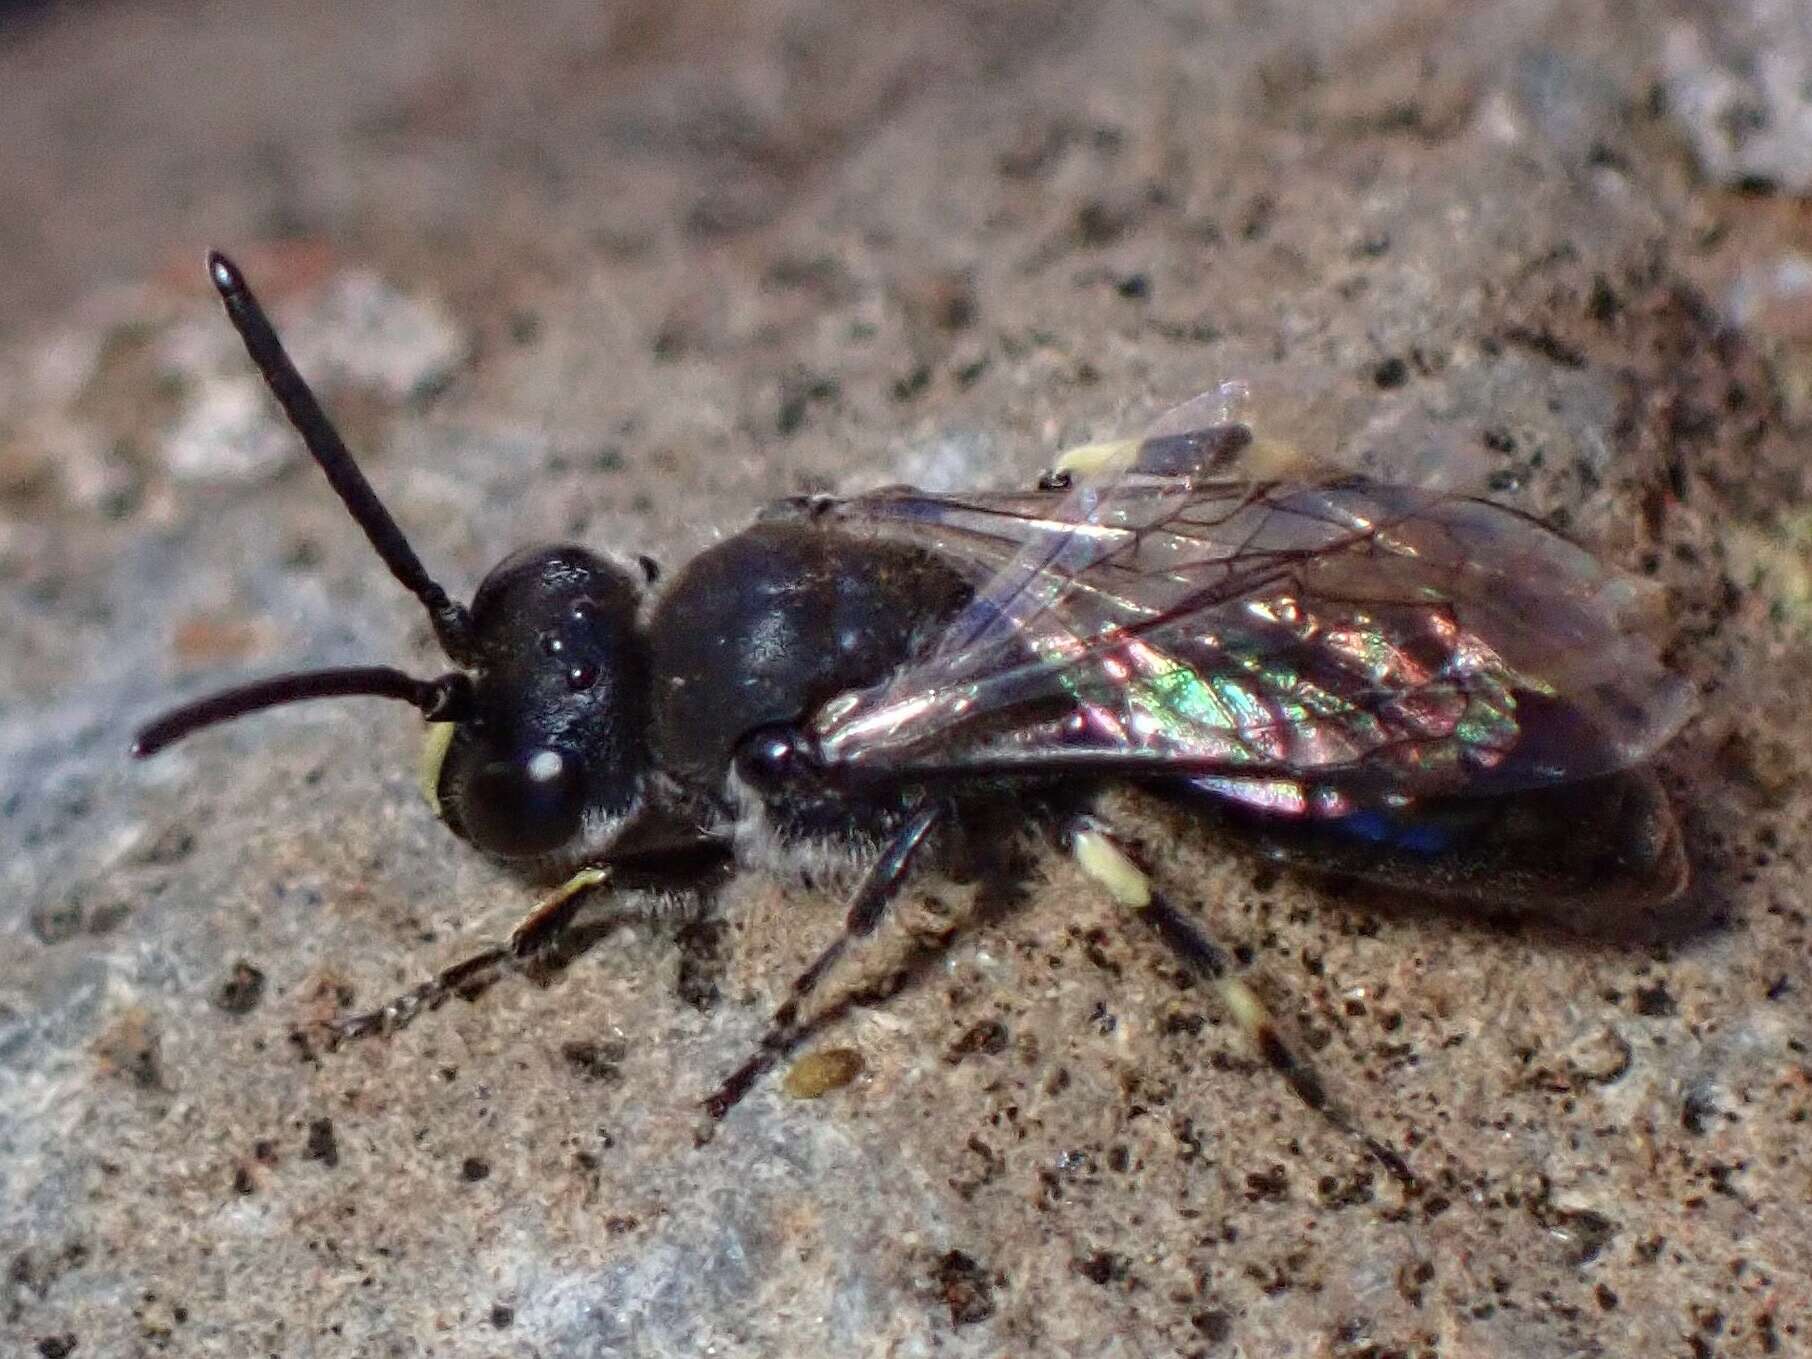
134;255;1696;1183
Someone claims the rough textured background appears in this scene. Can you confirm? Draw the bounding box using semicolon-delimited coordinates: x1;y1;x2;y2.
3;2;1810;1356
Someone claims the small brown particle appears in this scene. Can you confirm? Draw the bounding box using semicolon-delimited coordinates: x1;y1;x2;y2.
933;1250;997;1326
781;1047;865;1099
946;1019;1009;1064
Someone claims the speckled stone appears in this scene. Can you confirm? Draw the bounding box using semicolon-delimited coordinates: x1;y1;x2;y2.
3;3;1808;1357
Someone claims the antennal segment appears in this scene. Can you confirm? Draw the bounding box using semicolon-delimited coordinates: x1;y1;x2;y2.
206;251;477;663
131;666;473;758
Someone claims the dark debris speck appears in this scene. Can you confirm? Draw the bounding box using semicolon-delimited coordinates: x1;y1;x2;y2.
946;1019;1009;1064
891;364;931;402
1074;1251;1128;1285
1500;323;1586;368
211;960;266;1015
1372;355;1409;388
1074;198;1133;246
775;373;839;435
29;896;83;946
1245;1164;1290;1203
560;1039;626;1083
1192;1309;1233;1342
933;1250;997;1327
675;918;728;1012
1682;1087;1720;1136
1587;274;1623;324
303;1118;338;1169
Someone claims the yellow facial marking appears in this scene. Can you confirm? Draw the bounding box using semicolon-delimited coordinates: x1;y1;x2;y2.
417;721;457;818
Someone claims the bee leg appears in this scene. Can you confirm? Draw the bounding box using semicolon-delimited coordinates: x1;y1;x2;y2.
1066;817;1417;1189
328;867;610;1045
704;800;946;1120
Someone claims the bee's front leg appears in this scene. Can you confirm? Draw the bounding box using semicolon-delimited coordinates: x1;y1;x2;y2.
328;866;610;1044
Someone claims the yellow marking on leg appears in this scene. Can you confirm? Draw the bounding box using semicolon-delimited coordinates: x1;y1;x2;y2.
1218;975;1270;1038
1241;435;1313;480
1052;437;1139;479
1071;826;1152;908
1066;819;1417;1186
330;866;611;1044
1074;827;1269;1039
510;867;609;951
418;721;457;817
1055;433;1307;484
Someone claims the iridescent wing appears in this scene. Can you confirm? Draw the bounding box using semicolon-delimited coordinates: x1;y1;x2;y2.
789;389;1695;812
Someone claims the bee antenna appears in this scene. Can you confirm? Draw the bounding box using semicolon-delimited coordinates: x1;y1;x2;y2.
131;667;473;759
206;251;477;665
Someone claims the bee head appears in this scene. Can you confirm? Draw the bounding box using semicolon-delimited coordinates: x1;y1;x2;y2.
424;545;651;860
132;252;652;864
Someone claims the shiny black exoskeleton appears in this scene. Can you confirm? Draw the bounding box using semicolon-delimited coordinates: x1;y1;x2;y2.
134;254;979;890
437;521;976;871
650;525;971;836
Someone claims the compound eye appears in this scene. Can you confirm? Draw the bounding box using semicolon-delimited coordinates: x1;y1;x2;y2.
460;747;586;858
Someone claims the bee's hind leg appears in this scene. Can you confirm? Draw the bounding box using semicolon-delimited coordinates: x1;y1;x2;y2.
328;867;611;1045
1065;816;1417;1189
704;799;946;1120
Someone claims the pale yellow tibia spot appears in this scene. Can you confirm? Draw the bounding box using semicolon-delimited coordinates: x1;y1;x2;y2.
1071;826;1153;909
1051;437;1140;479
1052;432;1308;482
1069;825;1274;1046
1218;975;1270;1036
1240;435;1313;480
417;721;458;817
507;866;610;950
